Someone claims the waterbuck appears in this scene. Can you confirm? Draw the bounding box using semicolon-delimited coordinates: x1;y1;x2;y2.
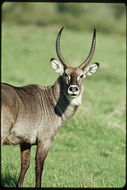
1;27;99;187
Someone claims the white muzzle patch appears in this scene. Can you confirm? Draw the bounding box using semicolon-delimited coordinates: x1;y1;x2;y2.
68;85;79;97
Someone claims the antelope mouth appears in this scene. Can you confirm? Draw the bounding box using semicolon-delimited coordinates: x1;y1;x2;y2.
68;92;79;98
69;94;77;97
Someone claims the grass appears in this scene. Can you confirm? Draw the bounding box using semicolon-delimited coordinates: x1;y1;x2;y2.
1;23;126;187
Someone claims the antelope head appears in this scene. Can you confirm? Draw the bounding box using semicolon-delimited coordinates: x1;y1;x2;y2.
50;27;99;100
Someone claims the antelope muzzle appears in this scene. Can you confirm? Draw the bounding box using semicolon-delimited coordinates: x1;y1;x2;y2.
68;85;79;97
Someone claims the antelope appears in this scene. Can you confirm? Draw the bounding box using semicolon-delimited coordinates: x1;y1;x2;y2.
1;27;99;187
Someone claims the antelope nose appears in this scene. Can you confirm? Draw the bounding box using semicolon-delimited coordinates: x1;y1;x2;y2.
68;85;79;95
69;86;78;92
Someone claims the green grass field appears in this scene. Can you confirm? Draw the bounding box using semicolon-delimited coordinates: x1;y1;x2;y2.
1;23;126;187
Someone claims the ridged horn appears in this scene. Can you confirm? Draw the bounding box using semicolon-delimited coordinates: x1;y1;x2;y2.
56;27;69;68
79;29;96;70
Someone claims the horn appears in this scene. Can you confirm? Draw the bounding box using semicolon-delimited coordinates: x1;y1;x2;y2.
56;27;69;68
79;29;96;70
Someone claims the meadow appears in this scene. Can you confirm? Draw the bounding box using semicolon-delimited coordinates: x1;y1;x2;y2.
1;23;126;187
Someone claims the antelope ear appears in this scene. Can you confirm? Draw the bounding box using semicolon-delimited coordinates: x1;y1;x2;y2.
83;62;99;78
50;58;64;75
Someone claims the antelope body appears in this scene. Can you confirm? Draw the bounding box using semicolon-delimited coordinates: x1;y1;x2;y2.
1;27;99;187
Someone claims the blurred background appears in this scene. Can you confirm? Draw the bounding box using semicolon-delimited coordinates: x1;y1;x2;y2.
1;2;126;188
2;2;126;85
2;2;126;35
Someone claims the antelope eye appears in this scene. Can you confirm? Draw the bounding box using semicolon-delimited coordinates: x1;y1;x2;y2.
64;73;70;81
65;73;68;77
80;74;84;78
